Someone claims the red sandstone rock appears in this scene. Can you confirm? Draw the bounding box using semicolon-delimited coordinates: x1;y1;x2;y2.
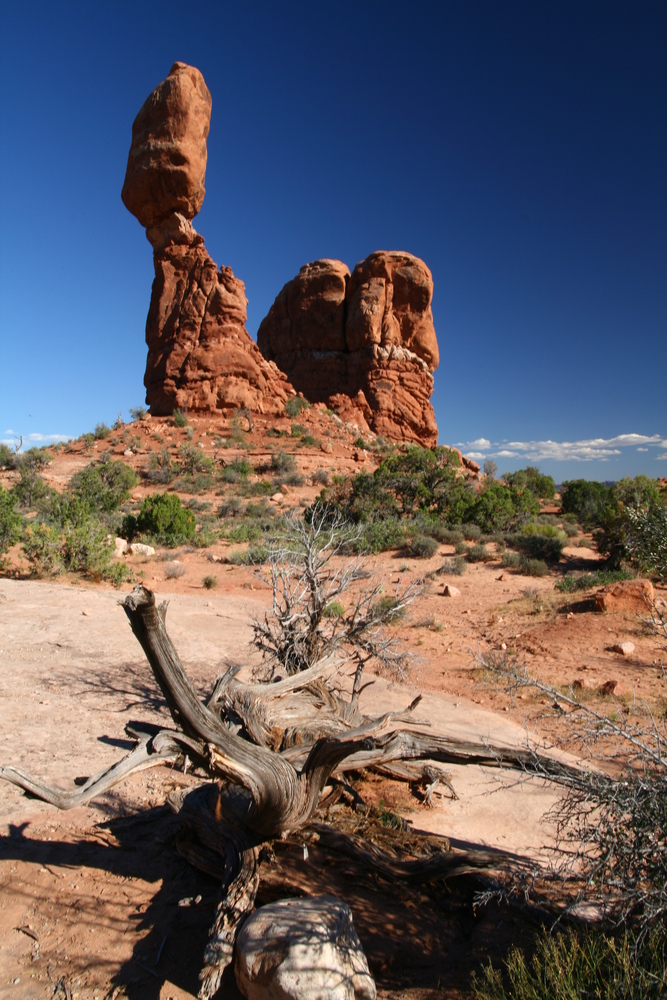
122;62;211;234
123;63;293;417
144;243;291;415
257;252;439;446
595;579;654;613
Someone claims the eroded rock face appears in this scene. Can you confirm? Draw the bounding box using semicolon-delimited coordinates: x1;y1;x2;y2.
122;63;292;416
257;252;439;446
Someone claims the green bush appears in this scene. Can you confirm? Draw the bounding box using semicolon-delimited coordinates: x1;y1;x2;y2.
472;924;667;1000
503;465;555;500
202;575;217;590
129;406;147;421
285;396;310;418
501;550;522;569
12;467;51;509
0;485;21;560
22;523;65;575
462;523;482;541
271;451;297;475
437;556;466;576
290;423;307;438
515;533;565;563
561;479;615;529
323;600;345;618
171;408;188;427
358;518;408;554
176;443;211;475
624;503;667;580
467;482;535;533
408;534;439;558
69;460;138;512
136;493;196;545
520;556;549;577
555;568;636;593
94;422;112;440
467;543;493;563
0;444;16;468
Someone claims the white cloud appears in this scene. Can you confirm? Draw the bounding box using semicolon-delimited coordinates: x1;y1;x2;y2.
657;453;667;461
454;432;665;463
1;432;71;449
466;452;487;460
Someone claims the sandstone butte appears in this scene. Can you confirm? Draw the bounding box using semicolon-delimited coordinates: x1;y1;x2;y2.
122;62;441;447
257;254;440;447
121;62;292;416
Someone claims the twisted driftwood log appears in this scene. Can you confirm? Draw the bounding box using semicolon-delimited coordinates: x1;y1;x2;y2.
0;586;577;997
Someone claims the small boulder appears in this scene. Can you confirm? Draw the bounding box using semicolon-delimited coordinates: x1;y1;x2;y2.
114;537;128;555
128;543;155;557
320;440;334;454
595;579;654;613
235;895;376;1000
443;585;461;598
610;641;635;656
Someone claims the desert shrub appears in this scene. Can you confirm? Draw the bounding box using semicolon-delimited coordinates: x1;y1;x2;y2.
467;543;493;563
178;443;213;475
562;521;579;537
466;482;532;533
623;503;667;581
472;924;667;1000
12;467;51;509
164;561;186;579
145;448;177;484
501;550;522;569
0;485;21;561
502;465;556;500
0;444;17;469
515;533;566;563
323;600;345;618
283;471;305;486
357;517;409;554
555;568;635;593
171;408;188;427
408;534;439;559
431;526;464;545
176;473;215;494
354;437;371;450
312;468;330;486
290;423;306;438
454;540;468;554
227;545;268;565
561;478;615;529
462;523;482;541
136;493;196;546
270;450;297;475
69;460;138;512
520;556;549;577
202;575;217;590
61;517;114;579
129;406;147;421
595;476;666;569
227;457;253;478
437;556;466;576
22;523;65;575
285;396;310;418
217;496;243;518
226;522;265;544
19;447;52;471
483;458;498;479
94;422;112;440
372;595;407;622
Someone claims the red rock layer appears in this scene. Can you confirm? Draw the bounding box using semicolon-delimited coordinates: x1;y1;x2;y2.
257;253;440;446
145;241;291;416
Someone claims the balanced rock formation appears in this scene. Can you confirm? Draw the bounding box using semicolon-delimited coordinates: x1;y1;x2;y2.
257;252;440;446
122;62;292;416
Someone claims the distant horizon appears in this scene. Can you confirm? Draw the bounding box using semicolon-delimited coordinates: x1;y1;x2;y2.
1;2;665;483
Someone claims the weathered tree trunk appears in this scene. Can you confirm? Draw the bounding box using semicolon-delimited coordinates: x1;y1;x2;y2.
1;586;580;997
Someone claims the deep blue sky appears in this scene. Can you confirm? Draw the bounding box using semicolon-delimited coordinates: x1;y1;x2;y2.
1;1;665;480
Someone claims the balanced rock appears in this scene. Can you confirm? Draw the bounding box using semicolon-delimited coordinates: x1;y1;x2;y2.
122;63;293;417
235;895;376;1000
258;252;440;446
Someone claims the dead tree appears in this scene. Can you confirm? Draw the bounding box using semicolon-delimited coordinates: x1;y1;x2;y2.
0;586;578;997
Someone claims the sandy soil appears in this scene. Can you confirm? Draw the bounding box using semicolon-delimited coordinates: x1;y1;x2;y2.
1;418;665;998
